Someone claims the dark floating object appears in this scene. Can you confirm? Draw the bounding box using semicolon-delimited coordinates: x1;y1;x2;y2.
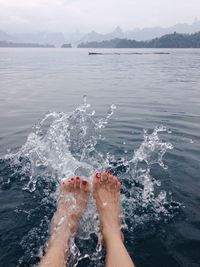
89;52;103;55
61;43;72;48
89;52;170;55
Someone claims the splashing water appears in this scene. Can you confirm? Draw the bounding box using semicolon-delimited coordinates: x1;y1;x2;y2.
1;97;180;267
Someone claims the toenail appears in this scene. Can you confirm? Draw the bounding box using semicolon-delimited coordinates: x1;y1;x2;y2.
76;176;80;180
71;178;74;181
82;180;88;186
96;173;101;179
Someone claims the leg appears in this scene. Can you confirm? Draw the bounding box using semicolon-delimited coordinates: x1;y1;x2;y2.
93;172;135;267
39;177;89;267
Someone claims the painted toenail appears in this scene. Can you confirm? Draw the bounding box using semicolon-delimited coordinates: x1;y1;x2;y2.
76;176;80;180
71;178;74;181
96;173;101;179
82;180;88;186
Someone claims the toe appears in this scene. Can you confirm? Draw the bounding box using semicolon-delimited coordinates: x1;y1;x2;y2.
95;172;102;180
75;176;81;189
117;180;121;191
107;172;113;183
93;173;101;198
93;172;101;186
102;172;109;183
61;179;71;191
59;179;67;200
61;179;67;189
82;179;89;192
111;176;118;188
113;176;121;191
69;178;76;190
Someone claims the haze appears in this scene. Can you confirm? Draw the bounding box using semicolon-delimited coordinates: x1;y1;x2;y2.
0;0;200;34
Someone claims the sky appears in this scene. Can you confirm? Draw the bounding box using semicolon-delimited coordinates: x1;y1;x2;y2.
0;0;200;33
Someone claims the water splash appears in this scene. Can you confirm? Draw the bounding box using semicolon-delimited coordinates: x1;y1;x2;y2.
1;97;180;266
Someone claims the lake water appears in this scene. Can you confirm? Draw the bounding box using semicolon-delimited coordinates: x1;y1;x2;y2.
0;48;200;267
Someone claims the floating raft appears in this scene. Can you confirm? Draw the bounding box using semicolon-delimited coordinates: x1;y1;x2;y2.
89;52;170;55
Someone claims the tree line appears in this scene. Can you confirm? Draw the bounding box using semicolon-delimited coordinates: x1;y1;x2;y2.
78;32;200;48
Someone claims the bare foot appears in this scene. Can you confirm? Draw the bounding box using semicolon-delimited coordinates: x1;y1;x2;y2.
93;172;122;244
39;177;89;267
49;176;89;247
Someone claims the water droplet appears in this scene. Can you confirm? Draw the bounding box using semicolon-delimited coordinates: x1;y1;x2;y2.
83;95;87;104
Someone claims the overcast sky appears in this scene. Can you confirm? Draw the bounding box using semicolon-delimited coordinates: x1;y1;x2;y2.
0;0;200;33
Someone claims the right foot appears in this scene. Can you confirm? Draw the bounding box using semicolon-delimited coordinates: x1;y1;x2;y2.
93;172;122;243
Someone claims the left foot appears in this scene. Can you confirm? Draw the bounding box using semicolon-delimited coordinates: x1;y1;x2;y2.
39;177;89;267
49;177;89;247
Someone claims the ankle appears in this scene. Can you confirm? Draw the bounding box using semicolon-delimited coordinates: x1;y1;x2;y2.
102;225;123;244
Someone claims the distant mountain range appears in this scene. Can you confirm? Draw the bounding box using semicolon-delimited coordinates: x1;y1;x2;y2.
78;19;200;44
78;32;200;48
1;19;200;47
0;31;65;47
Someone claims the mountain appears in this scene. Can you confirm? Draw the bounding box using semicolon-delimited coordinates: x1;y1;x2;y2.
0;31;66;47
78;27;124;44
125;19;200;41
14;32;66;47
77;19;200;44
1;19;200;46
78;32;200;48
0;30;15;42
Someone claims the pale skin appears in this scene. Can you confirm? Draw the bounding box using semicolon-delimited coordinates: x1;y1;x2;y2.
39;172;135;267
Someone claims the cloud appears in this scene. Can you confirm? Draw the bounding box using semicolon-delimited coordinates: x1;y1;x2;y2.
0;0;200;33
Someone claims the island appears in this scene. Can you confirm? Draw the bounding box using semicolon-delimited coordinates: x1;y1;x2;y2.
78;32;200;48
61;43;72;48
0;41;55;48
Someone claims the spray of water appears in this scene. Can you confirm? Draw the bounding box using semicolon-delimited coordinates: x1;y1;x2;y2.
2;97;180;266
